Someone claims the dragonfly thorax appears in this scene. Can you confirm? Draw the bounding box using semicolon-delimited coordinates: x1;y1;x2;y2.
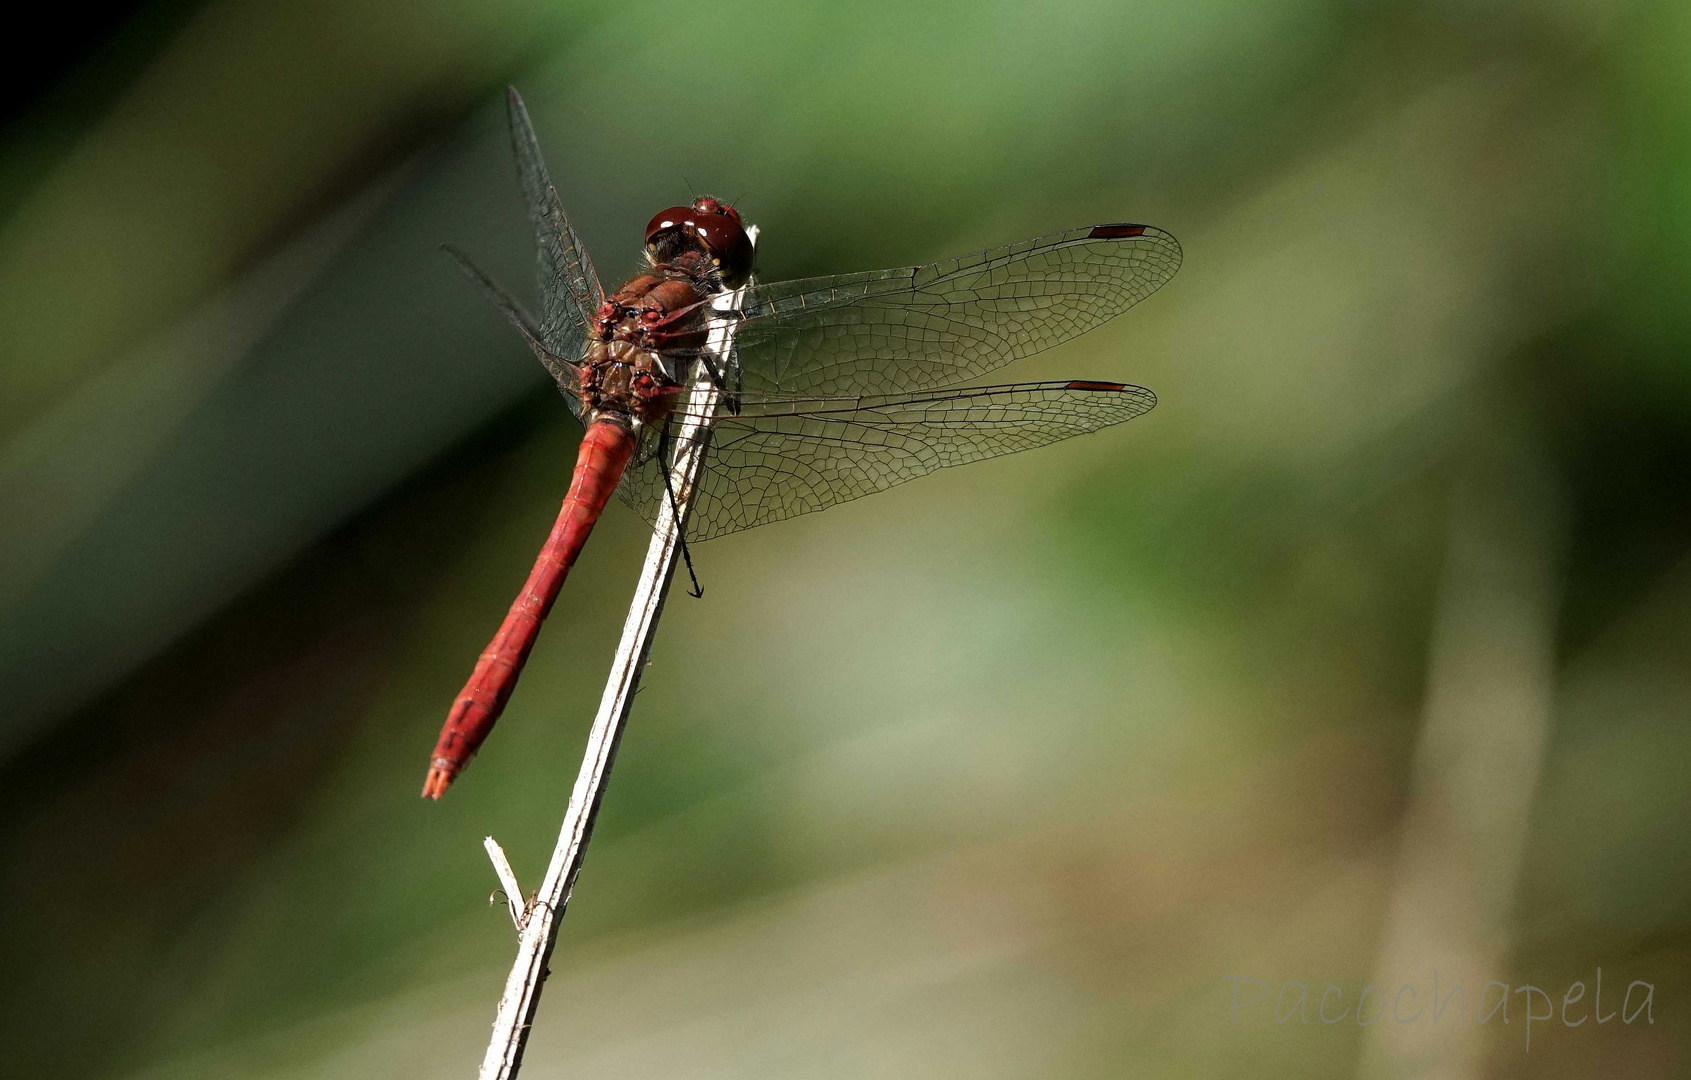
580;267;717;426
579;338;675;426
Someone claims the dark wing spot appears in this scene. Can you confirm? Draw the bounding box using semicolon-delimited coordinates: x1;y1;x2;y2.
1087;224;1147;239
1065;380;1129;391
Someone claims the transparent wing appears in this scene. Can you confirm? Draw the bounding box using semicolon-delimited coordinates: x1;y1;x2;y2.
443;245;584;416
506;87;604;365
729;224;1180;396
618;381;1156;541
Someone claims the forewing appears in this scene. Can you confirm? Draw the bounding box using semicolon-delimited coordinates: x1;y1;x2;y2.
619;381;1156;541
506;88;604;361
731;224;1180;396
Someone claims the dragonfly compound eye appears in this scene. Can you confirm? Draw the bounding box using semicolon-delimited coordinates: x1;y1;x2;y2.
644;198;754;288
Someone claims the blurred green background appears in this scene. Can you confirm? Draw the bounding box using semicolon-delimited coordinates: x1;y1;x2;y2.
2;1;1689;1077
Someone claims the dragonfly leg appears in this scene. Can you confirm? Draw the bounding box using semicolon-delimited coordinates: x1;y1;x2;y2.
657;425;705;599
694;348;743;417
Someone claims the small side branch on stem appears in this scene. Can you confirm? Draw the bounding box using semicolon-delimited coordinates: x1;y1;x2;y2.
483;837;525;930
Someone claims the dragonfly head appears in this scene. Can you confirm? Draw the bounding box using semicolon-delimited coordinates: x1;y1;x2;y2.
645;197;754;288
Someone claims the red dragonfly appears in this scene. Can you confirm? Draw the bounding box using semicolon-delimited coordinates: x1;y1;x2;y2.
422;90;1181;799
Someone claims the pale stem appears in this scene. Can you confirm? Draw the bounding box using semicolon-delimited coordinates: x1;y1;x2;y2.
1355;436;1562;1077
474;228;756;1080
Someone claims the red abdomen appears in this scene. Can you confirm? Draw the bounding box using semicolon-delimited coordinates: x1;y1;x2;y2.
422;417;638;799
